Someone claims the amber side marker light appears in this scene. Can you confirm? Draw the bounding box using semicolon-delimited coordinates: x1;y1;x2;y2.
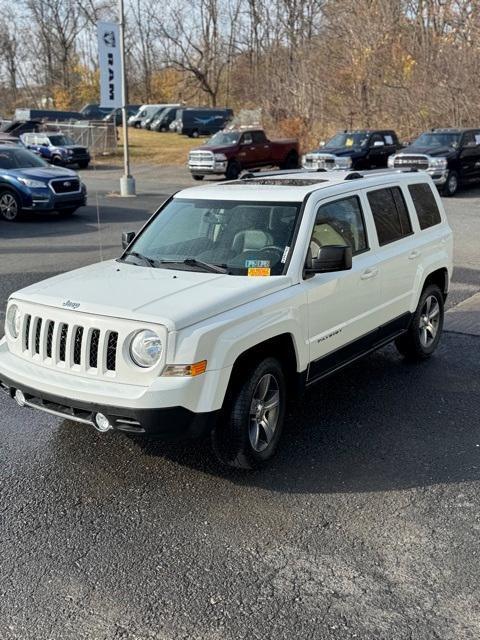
163;360;207;377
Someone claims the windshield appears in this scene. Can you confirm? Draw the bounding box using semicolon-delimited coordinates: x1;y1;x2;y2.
0;148;48;169
411;132;460;149
325;132;369;149
48;135;75;146
123;198;301;275
206;131;240;147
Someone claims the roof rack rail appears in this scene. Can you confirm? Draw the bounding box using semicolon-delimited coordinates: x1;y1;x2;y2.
344;172;364;180
239;168;307;180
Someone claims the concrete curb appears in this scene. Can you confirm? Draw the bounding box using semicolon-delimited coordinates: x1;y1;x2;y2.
444;292;480;336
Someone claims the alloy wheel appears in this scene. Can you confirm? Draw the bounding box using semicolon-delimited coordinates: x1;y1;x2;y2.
249;373;281;452
419;295;440;347
0;193;18;220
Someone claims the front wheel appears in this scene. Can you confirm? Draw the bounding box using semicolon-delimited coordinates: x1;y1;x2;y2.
395;284;444;361
58;207;78;217
78;160;89;169
225;161;240;181
192;175;204;181
211;357;286;469
441;170;459;197
0;190;21;222
280;151;299;170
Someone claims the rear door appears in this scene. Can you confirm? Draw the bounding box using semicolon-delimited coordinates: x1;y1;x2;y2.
365;184;420;330
250;130;271;166
458;130;480;183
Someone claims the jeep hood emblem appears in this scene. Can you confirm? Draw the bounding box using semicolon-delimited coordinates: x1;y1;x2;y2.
62;300;80;310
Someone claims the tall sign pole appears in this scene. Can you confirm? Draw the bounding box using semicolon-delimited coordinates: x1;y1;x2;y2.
118;0;135;196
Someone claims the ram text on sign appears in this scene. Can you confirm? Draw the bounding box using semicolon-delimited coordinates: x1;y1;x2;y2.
97;21;122;109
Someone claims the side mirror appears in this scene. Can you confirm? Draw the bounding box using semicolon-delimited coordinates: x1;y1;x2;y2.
305;245;352;275
372;140;385;147
122;231;135;249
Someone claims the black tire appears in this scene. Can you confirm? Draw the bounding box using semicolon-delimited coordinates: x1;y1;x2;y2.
225;161;241;181
0;190;21;222
78;160;89;169
395;284;444;361
160;126;167;132
51;155;63;166
441;170;459;197
211;357;286;469
192;175;204;181
133;122;140;128
190;129;199;138
281;150;299;170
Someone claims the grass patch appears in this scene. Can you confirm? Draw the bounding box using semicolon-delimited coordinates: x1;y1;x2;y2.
95;127;202;166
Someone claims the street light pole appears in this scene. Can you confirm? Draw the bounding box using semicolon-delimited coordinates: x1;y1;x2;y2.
118;0;135;196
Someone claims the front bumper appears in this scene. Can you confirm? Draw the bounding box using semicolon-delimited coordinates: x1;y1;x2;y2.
21;185;87;212
0;342;221;438
188;160;227;176
426;168;449;185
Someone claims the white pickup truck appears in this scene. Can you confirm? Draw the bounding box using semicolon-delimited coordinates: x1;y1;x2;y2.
0;170;453;469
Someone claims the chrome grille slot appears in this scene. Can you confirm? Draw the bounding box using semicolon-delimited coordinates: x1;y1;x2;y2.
73;327;83;365
106;332;118;371
46;321;54;358
90;329;100;368
59;324;68;362
24;315;31;351
34;318;42;355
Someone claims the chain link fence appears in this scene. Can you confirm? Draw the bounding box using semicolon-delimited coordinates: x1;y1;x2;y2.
44;121;117;155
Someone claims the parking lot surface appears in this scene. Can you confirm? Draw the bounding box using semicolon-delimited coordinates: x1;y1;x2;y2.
1;166;479;640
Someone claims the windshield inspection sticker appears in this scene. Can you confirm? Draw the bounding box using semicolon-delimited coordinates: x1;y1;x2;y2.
245;259;270;268
248;267;271;277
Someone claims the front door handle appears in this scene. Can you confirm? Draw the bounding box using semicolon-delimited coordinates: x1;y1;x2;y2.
360;267;379;280
409;250;421;260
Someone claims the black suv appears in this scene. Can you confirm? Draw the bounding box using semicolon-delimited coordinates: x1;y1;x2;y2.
302;130;401;171
389;128;480;196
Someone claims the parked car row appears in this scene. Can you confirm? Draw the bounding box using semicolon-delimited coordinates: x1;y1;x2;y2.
128;104;234;138
302;127;480;196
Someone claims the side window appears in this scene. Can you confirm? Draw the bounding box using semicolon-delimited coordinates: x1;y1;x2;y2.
252;131;267;144
368;187;412;246
462;131;480;148
241;132;253;145
310;195;368;257
370;133;384;147
408;183;442;230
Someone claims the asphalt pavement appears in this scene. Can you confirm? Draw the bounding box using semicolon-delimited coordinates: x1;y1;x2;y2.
0;165;479;640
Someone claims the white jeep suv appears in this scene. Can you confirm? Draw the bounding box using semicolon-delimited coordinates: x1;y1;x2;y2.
0;170;453;469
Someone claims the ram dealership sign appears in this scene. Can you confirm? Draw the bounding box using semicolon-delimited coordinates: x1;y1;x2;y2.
97;21;122;109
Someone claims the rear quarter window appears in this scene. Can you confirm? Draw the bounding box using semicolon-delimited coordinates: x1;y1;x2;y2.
408;183;442;230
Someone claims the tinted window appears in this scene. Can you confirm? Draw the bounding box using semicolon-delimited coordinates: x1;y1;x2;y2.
408;183;441;230
311;196;368;256
462;131;479;148
368;187;412;245
252;131;267;144
241;132;253;145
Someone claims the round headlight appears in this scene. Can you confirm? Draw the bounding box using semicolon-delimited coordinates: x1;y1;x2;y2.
130;330;163;368
6;304;21;339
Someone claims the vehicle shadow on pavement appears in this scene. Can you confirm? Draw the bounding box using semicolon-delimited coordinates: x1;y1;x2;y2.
134;334;480;494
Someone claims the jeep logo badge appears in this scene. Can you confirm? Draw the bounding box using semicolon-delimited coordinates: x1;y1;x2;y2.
62;300;80;310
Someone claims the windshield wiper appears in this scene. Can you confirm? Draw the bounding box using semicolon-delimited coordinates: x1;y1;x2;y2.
157;258;228;274
123;251;157;267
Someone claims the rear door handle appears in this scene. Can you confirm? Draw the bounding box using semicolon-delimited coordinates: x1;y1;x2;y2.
360;267;379;280
408;250;421;260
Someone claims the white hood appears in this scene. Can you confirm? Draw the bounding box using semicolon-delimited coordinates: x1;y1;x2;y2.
13;260;292;331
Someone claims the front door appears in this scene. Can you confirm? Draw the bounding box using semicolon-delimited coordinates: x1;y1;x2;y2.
304;193;382;382
458;131;480;183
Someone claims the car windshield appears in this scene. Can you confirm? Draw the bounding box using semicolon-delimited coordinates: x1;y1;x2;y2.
325;132;369;149
122;198;301;275
206;132;240;147
0;148;48;169
48;135;75;146
411;132;460;149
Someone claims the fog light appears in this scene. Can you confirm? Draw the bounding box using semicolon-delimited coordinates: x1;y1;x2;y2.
14;389;26;407
94;412;112;432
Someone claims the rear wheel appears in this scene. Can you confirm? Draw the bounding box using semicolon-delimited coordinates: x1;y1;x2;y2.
78;160;89;169
211;357;286;469
441;170;459;197
225;161;240;181
395;284;444;361
0;190;21;222
190;129;199;138
51;155;63;166
281;151;299;170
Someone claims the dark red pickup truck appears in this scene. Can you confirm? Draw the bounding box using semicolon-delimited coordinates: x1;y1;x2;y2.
188;129;299;180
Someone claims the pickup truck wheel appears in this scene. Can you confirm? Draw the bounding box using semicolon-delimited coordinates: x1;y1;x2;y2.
51;155;63;166
212;357;286;469
192;175;204;181
225;161;240;181
78;160;89;169
190;129;199;138
395;284;444;361
441;170;459;197
0;190;21;222
281;151;299;170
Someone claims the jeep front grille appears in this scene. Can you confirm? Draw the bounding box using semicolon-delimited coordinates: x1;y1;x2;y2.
22;314;119;374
